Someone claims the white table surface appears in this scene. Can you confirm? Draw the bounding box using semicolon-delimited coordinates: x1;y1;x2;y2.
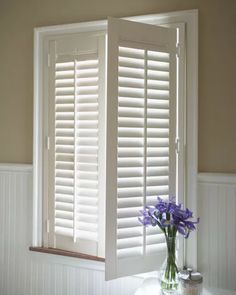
134;278;236;295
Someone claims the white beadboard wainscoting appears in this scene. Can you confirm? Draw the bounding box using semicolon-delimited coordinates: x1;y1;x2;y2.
198;173;236;291
0;165;236;294
0;164;142;295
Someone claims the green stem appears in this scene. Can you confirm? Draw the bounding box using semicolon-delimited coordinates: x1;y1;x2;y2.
161;235;179;292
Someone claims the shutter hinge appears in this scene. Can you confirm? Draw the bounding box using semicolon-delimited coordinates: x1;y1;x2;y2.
47;53;51;67
176;43;180;58
46;220;50;233
46;136;50;150
175;137;180;154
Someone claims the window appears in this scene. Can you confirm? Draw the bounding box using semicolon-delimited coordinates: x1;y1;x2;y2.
33;10;198;281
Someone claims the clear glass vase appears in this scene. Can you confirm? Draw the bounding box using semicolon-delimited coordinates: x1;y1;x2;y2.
160;237;179;294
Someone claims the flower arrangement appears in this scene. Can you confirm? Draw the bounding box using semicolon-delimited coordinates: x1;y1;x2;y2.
139;197;199;294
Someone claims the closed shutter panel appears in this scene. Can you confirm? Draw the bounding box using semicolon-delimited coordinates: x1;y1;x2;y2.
47;33;106;257
106;18;177;279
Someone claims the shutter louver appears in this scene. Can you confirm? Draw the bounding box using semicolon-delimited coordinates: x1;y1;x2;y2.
117;46;145;259
117;47;171;259
48;33;106;257
75;58;99;242
106;18;177;279
55;57;99;242
55;60;75;238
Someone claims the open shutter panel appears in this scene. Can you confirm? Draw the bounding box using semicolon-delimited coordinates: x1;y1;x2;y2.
106;18;177;279
48;33;106;257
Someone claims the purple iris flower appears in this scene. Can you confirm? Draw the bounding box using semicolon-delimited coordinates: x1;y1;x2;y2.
138;196;199;239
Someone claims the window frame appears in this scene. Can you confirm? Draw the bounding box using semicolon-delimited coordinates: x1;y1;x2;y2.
33;9;198;270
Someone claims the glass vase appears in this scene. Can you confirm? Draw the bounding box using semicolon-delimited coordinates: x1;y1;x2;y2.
160;237;179;294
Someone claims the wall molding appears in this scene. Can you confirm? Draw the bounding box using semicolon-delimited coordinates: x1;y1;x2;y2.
198;172;236;185
0;163;32;172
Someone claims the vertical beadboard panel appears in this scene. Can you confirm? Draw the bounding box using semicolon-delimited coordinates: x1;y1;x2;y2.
0;165;142;295
0;166;33;295
198;174;236;291
2;166;236;293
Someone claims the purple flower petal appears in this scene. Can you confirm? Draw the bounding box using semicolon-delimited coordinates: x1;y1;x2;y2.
177;224;186;236
138;216;152;226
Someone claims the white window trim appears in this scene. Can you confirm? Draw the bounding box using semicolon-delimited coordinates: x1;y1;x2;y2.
33;9;198;270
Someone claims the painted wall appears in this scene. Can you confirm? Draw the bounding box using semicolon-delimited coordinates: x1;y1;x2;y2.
0;0;236;172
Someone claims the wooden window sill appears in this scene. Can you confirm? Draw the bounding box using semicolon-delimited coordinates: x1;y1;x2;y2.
29;247;105;262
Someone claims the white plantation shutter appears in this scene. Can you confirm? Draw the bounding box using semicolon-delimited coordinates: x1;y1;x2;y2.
47;33;106;257
106;18;177;279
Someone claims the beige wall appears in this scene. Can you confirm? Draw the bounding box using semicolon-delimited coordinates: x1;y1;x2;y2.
0;0;236;172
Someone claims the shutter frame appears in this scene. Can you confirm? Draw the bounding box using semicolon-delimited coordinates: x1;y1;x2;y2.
105;17;177;280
